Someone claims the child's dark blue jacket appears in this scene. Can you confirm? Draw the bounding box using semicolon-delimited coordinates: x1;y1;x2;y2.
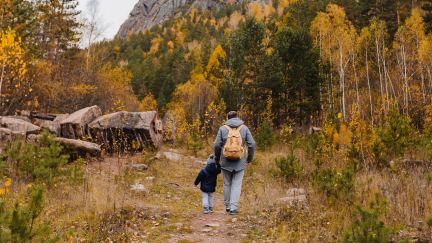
194;155;221;193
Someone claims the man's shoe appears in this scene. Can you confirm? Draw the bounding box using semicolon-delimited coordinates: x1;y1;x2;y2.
209;207;214;213
229;210;238;215
203;207;210;214
226;208;230;213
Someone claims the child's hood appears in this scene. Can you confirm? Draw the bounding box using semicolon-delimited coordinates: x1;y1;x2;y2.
206;154;216;165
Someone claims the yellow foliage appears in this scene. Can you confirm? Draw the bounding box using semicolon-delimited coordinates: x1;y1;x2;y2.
206;44;226;72
175;31;185;46
138;95;158;111
167;40;175;50
0;177;12;196
71;84;97;95
0;29;29;114
149;37;163;54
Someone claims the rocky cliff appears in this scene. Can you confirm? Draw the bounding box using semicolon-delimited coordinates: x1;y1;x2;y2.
117;0;221;38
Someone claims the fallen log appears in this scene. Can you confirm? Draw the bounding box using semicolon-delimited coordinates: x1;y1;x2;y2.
88;111;163;153
54;137;101;157
30;112;56;121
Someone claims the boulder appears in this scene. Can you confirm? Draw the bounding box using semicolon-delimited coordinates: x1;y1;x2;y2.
0;117;41;134
0;128;12;144
278;188;307;206
88;111;163;152
60;106;102;139
53;114;69;122
5;116;31;123
33;119;61;136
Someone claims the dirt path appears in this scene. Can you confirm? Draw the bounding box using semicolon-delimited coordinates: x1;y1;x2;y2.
168;193;246;243
88;149;249;243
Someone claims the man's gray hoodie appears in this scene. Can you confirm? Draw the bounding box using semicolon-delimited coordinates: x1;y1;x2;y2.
213;118;255;172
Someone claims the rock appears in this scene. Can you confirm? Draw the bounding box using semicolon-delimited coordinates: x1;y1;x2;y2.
201;228;212;233
33;119;61;136
162;150;182;161
145;176;155;182
88;111;163;152
130;163;149;171
205;223;220;228
53;114;69;122
60;106;102;139
117;0;222;38
131;183;149;193
0;117;41;134
54;137;101;157
5;115;31;123
278;188;307;206
287;188;306;197
231;218;238;223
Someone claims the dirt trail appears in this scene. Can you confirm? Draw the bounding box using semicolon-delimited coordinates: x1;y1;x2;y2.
169;194;246;243
90;149;249;243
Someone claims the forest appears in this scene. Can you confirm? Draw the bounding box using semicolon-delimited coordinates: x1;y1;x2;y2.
1;0;432;241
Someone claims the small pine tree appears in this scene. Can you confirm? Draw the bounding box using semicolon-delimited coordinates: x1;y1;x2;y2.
344;194;392;243
256;121;276;150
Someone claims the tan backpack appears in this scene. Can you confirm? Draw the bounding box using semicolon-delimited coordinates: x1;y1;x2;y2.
223;125;244;160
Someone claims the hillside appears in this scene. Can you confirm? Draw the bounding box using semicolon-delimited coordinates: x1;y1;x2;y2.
117;0;222;38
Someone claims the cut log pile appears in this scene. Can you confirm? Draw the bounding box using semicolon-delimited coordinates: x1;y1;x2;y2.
0;106;164;157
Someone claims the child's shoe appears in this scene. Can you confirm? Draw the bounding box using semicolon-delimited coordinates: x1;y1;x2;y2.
209;207;214;213
203;207;210;214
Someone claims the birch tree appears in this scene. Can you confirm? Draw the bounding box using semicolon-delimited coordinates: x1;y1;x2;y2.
311;3;356;120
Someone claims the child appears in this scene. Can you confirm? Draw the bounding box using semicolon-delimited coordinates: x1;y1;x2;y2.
194;154;221;214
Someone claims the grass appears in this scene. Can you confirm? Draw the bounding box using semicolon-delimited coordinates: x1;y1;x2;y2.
4;140;432;241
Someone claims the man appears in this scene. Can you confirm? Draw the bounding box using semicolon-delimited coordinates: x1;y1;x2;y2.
214;111;255;215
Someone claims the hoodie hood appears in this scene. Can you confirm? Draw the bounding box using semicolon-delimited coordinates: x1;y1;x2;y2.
225;118;244;128
207;154;216;165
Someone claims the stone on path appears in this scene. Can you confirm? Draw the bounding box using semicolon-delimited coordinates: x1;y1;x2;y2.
278;188;307;206
205;223;220;228
131;183;149;193
130;163;149;171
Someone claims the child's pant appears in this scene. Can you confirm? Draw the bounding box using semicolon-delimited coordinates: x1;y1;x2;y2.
202;192;213;208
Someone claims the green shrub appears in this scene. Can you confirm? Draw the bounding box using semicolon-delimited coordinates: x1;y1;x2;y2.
0;186;57;242
311;161;355;201
427;216;432;227
256;121;276;149
373;109;415;164
6;132;69;185
344;194;392;243
272;154;303;182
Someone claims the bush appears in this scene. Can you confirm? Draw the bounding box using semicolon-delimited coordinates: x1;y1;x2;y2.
311;161;355;201
0;186;57;242
344;194;392;243
6;132;69;185
427;216;432;227
256;121;276;149
373;109;415;164
272;154;303;183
